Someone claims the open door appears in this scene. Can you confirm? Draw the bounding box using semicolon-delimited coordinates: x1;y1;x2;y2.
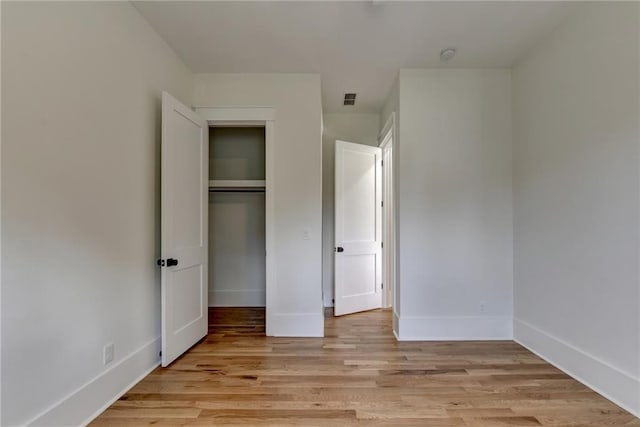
160;92;208;366
334;140;382;316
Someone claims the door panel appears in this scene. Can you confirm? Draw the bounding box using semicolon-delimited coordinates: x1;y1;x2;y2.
171;265;204;331
343;150;377;242
342;254;376;296
334;140;382;316
171;119;206;248
161;91;208;367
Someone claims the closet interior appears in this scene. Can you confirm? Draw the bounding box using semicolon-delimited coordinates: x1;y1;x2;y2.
208;125;266;334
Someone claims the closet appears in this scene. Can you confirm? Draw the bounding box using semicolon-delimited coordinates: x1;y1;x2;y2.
208;125;266;332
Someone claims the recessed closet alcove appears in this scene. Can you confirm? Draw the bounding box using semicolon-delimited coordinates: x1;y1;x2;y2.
208;126;266;310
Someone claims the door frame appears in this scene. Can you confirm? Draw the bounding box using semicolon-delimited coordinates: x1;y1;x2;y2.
379;113;396;311
194;106;276;336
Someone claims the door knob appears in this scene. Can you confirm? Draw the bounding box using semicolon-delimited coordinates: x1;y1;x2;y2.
335;247;344;253
167;258;179;267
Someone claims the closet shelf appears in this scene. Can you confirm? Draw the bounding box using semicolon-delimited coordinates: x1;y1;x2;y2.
209;180;266;190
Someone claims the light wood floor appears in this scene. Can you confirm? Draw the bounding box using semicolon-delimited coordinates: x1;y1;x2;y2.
91;309;638;426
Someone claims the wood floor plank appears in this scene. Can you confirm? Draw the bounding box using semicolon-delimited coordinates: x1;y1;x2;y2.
90;309;637;426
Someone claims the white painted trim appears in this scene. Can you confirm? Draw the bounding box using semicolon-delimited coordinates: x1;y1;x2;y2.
209;180;265;188
26;337;160;426
514;318;640;417
396;315;513;341
392;311;400;338
392;329;400;340
378;127;393;149
264;121;276;336
378;111;395;143
206;121;265;128
208;290;266;307
381;111;401;330
194;107;276;122
268;313;324;337
0;3;3;418
379;128;394;310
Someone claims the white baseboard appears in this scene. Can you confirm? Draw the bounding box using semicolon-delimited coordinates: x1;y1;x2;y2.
208;289;265;307
27;337;161;426
396;315;513;341
392;310;400;338
514;318;639;417
267;312;324;337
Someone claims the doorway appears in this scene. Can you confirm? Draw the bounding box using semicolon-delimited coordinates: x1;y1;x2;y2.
331;115;395;321
195;107;276;336
207;125;267;335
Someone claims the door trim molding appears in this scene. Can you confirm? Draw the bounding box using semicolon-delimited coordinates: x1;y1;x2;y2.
194;106;276;122
378;111;395;143
378;127;394;310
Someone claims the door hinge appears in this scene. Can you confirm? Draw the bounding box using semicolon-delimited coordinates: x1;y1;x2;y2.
381;242;384;249
381;283;384;289
381;160;384;167
381;201;384;207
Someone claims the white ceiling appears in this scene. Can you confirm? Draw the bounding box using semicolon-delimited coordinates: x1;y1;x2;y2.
133;1;578;113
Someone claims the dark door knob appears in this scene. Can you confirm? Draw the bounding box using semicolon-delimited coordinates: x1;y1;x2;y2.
167;258;179;267
335;247;344;253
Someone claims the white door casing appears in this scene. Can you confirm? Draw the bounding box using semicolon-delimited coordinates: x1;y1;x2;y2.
161;92;209;366
334;140;382;316
380;133;394;309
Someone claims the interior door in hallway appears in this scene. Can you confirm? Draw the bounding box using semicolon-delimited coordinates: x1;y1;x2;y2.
334;140;382;316
160;92;209;366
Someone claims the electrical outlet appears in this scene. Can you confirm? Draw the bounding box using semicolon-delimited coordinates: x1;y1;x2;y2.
302;229;310;240
479;302;486;314
103;343;114;365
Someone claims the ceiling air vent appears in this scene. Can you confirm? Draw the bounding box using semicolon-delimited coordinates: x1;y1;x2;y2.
343;93;356;106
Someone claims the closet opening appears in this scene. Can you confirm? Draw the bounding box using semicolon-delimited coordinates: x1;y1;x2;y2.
208;125;267;336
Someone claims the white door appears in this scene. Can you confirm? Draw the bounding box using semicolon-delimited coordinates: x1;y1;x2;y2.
334;140;382;316
161;92;208;367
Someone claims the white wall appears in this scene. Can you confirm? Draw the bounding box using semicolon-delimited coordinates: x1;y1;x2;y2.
396;69;513;340
193;74;324;336
209;192;266;307
321;113;380;307
512;2;640;415
1;2;193;425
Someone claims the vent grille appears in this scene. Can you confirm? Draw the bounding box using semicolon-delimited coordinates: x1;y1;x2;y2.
343;93;356;106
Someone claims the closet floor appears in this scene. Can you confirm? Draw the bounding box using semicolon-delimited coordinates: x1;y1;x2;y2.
208;307;266;336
